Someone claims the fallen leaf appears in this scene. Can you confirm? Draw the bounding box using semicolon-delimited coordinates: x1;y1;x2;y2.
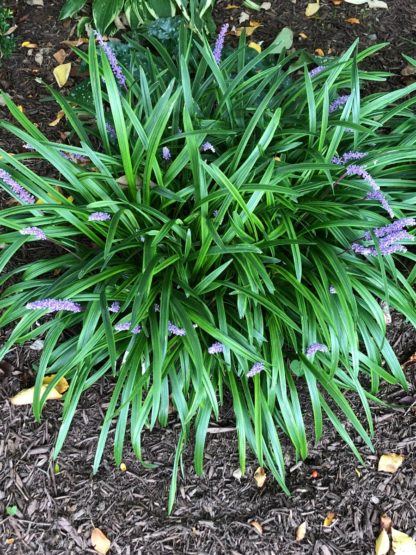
21;41;38;48
315;48;325;56
29;339;44;351
345;0;387;6
375;529;390;555
233;26;256;37
26;0;44;5
378;453;404;473
49;110;65;127
10;376;68;405
380;513;392;532
331;0;343;4
61;38;88;47
53;49;67;64
305;2;320;16
91;528;111;555
34;52;43;65
254;466;266;488
248;41;262;53
233;468;243;480
43;375;69;394
239;11;250;23
298;32;308;39
401;64;416;76
225;4;240;8
5;538;14;545
296;521;307;542
17;105;25;113
249;520;263;534
323;511;336;527
261;1;271;8
392;528;416;554
346;17;360;24
5;24;17;36
120;463;127;471
53;63;71;87
249;20;262;28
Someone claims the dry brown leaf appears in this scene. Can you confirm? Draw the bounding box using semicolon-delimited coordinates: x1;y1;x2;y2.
21;41;38;48
53;49;67;64
315;48;325;56
331;0;343;4
378;453;404;473
323;511;336;527
401;65;416;76
254;467;266;488
391;528;416;554
61;38;88;47
233;26;256;37
296;521;307;542
91;528;111;555
298;32;308;39
305;3;321;16
249;520;263;534
346;17;360;24
53;63;71;87
375;529;390;555
5;24;17;36
248;41;262;53
249;20;262;28
5;539;14;545
380;513;392;532
49;110;65;127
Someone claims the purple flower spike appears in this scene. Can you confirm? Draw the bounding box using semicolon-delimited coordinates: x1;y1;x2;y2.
168;321;186;336
94;31;127;89
162;147;171;161
20;227;46;240
247;362;264;378
109;301;120;313
105;122;116;141
60;152;89;163
26;299;82;313
131;325;141;335
345;165;379;190
306;343;329;357
329;95;350;113
363;218;415;241
0;169;35;205
308;65;325;78
213;23;229;64
115;322;131;332
202;142;216;153
366;190;394;218
88;212;111;221
332;152;368;165
208;342;224;355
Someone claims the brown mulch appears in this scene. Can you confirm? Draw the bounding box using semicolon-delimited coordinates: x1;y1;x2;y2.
1;1;416;554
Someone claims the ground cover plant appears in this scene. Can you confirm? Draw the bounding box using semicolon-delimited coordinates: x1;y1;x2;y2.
0;2;15;64
1;24;416;512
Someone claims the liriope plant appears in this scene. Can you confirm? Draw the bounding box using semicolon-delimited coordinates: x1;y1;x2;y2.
1;26;415;511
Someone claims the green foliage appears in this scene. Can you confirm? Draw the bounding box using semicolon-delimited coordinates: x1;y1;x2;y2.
59;0;216;36
1;28;416;511
0;4;16;64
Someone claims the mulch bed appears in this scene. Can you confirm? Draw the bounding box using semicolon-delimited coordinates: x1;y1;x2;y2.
1;1;416;554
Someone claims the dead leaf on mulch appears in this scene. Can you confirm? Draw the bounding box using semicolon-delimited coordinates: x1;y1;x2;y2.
248;41;262;53
49;110;65;127
61;38;88;47
91;528;111;555
254;466;266;487
260;1;271;8
21;41;38;48
249;520;263;534
401;65;416;76
323;511;336;527
344;0;388;7
26;0;44;5
391;528;416;554
10;375;68;405
296;521;307;542
305;2;320;16
375;529;390;555
378;453;404;473
346;17;360;24
233;26;257;37
53;63;71;87
53;49;67;64
380;513;392;532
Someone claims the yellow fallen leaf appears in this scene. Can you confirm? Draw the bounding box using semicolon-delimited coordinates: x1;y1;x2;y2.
296;521;307;542
49;110;65;127
120;463;127;471
323;511;336;527
91;528;111;555
225;3;239;7
43;375;69;394
21;41;38;48
346;17;360;24
17;105;25;113
378;453;404;473
315;48;325;57
375;529;390;555
10;385;62;405
392;528;416;554
305;3;320;16
248;41;262;53
254;466;266;488
53;63;71;88
233;26;256;37
249;20;262;28
299;32;308;39
249;520;263;534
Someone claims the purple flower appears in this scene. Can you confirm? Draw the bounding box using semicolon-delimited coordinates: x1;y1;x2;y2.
19;226;46;240
60;151;89;163
308;65;325;78
351;243;377;256
131;325;142;334
0;168;35;205
247;362;264;378
332;152;368;165
88;212;111;221
306;343;329;356
162;147;171;161
168;321;186;336
202;142;216;153
94;31;127;89
366;190;394;218
114;321;141;334
363;218;415;241
105;122;116;141
345;165;379;190
329;285;337;294
208;342;224;355
26;299;82;313
352;226;413;257
213;23;229;64
329;95;350;113
109;301;120;313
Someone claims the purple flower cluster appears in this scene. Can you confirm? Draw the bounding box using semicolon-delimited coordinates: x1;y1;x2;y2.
105;122;116;141
115;322;141;334
61;152;89;163
213;23;229;64
332;151;368;165
247;362;264;377
202;142;216;153
26;299;82;313
88;212;111;221
345;164;379;190
329;95;350;113
363;218;415;241
19;226;46;240
0;168;35;205
308;65;325;78
208;342;224;355
109;301;120;313
162;147;171;161
168;321;186;336
366;190;394;219
306;343;328;356
94;31;127;89
352;226;414;257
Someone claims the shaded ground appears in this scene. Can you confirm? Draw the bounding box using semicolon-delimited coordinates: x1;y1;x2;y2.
1;1;416;554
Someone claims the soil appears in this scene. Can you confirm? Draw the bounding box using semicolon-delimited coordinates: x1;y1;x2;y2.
1;1;416;554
